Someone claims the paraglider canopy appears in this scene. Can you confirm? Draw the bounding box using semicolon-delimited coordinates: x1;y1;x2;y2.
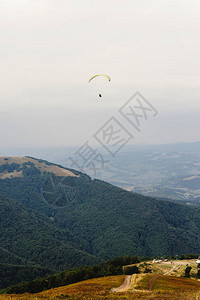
89;74;111;98
88;74;111;82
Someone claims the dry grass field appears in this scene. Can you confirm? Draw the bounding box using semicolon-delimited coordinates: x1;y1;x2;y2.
131;259;199;277
0;157;79;179
1;259;200;299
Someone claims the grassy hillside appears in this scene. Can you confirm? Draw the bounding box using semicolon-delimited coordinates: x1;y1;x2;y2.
32;274;200;299
1;270;200;299
1;256;200;298
0;255;140;294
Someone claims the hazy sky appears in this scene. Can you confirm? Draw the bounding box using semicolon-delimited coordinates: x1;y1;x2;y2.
0;0;200;150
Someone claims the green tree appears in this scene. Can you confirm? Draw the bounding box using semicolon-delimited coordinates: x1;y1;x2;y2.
124;266;140;275
185;266;192;278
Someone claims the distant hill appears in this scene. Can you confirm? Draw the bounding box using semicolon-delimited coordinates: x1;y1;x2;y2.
81;142;200;206
0;156;199;272
2;142;200;206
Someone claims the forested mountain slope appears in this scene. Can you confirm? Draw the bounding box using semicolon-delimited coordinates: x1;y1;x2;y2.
0;156;199;268
0;195;101;271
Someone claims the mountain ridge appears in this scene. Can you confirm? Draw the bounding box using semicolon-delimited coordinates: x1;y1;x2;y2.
0;156;199;270
0;156;79;179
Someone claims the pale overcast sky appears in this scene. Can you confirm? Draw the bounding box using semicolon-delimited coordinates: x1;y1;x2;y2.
0;0;200;150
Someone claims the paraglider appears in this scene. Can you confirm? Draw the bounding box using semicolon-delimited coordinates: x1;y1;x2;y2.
89;74;111;98
88;74;111;83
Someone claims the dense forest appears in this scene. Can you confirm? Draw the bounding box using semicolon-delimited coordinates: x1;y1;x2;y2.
0;195;101;271
0;264;53;289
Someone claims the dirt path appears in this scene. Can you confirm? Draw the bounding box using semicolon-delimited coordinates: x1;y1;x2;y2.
110;265;177;293
111;275;132;292
147;265;178;291
147;275;161;290
110;260;197;294
164;265;177;275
